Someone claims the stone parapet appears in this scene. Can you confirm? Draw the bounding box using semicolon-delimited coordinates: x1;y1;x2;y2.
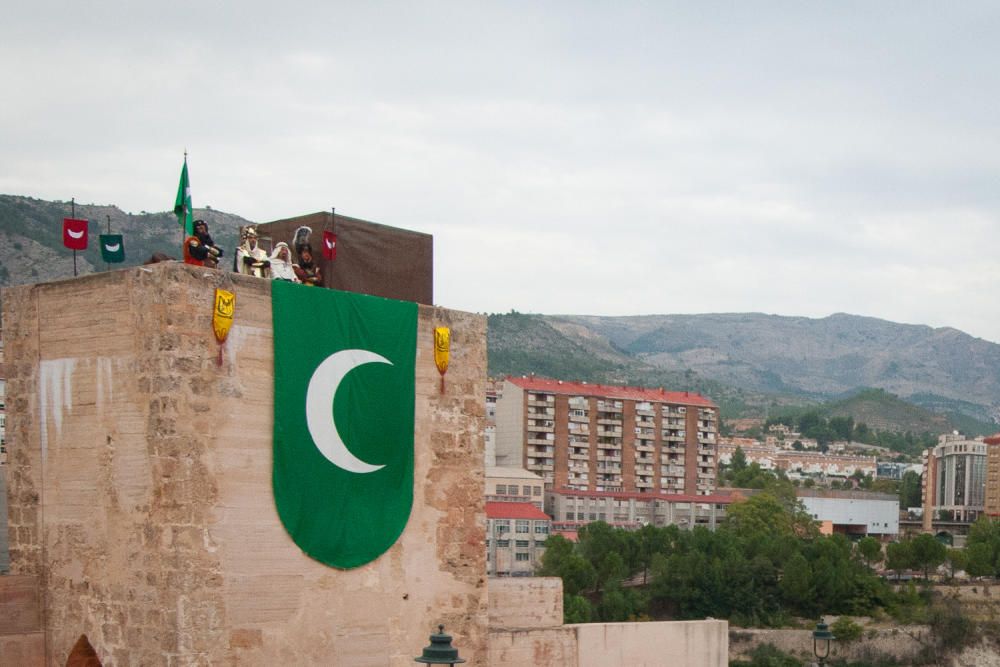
488;577;563;629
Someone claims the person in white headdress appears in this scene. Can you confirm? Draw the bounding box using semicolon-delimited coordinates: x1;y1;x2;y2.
236;225;270;278
268;242;299;282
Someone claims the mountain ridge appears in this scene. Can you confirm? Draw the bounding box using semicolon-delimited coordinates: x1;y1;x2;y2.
488;311;1000;431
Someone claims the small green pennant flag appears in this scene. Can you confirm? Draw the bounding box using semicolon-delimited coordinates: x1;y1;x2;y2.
272;282;417;569
99;234;125;263
174;159;193;236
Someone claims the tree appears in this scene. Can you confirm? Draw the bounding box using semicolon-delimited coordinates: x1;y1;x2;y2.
857;536;882;570
885;541;913;580
945;548;968;580
965;542;995;578
731;446;748;472
563;594;592;623
779;552;813;612
910;534;946;580
899;471;922;510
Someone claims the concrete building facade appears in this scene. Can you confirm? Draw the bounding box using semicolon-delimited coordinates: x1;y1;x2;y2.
486;466;545;509
922;432;992;528
985;433;1000;518
495;376;719;495
486;502;550;577
546;488;731;535
796;489;899;537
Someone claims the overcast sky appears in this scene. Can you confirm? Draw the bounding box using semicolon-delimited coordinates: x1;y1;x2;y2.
4;2;999;342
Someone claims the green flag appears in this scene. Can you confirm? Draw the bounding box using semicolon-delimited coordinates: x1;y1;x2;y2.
272;282;417;569
99;234;125;263
174;159;193;236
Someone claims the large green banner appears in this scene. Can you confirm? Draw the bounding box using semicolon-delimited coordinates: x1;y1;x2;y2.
272;281;417;569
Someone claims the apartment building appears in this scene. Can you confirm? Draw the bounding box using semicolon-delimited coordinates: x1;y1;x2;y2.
495;376;719;495
486;466;546;510
485;502;551;577
986;433;1000;518
922;432;992;528
547;488;731;535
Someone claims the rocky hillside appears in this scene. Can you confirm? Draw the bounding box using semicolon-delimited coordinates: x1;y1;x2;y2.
489;311;1000;429
0;194;254;283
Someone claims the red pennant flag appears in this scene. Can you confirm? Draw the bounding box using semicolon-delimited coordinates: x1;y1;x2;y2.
322;230;337;260
63;218;89;250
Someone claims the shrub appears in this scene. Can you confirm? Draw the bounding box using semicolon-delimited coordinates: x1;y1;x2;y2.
831;616;863;643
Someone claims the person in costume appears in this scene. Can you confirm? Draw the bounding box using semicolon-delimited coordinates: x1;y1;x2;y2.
184;219;223;267
236;225;270;278
268;242;299;282
292;226;323;286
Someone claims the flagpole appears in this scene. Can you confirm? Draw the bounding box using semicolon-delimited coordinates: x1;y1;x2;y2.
71;197;78;277
105;215;111;272
181;150;187;253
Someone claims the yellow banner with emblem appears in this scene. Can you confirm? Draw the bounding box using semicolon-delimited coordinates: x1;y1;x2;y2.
213;288;235;343
434;327;450;375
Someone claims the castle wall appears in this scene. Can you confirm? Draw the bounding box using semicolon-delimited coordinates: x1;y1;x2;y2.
3;263;487;666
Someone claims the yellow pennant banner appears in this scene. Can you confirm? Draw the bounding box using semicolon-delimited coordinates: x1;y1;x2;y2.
434;327;450;375
213;288;235;343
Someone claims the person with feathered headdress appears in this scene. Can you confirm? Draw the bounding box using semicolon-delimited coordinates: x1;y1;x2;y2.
292;226;322;286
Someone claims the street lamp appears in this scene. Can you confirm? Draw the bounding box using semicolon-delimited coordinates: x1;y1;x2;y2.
812;621;834;666
415;625;466;666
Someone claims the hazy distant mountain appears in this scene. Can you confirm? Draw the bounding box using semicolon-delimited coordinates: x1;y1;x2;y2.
0;194;253;284
488;311;1000;429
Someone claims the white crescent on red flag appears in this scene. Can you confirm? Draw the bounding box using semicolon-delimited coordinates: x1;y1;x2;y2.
323;230;337;260
63;218;89;250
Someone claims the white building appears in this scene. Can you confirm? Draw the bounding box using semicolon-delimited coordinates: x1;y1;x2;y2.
797;489;899;537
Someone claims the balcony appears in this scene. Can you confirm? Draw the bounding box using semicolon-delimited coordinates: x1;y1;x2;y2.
569;414;589;423
569;451;589;461
596;418;622;426
636;478;653;488
528;398;554;408
635;442;654;453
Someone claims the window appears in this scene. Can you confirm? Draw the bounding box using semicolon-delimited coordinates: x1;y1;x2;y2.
494;520;509;534
589;513;597;520
516;540;530;548
534;524;549;534
533;486;542;496
495;484;506;495
515;553;530;561
497;539;510;547
523;485;532;496
515;520;530;533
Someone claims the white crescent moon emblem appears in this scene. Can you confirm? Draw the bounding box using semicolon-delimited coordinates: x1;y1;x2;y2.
67;228;85;239
325;238;334;248
104;242;121;252
305;349;390;474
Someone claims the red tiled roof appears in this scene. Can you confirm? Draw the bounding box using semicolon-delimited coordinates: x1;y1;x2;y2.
550;487;734;505
486;501;551;520
985;433;1000;446
506;375;716;408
